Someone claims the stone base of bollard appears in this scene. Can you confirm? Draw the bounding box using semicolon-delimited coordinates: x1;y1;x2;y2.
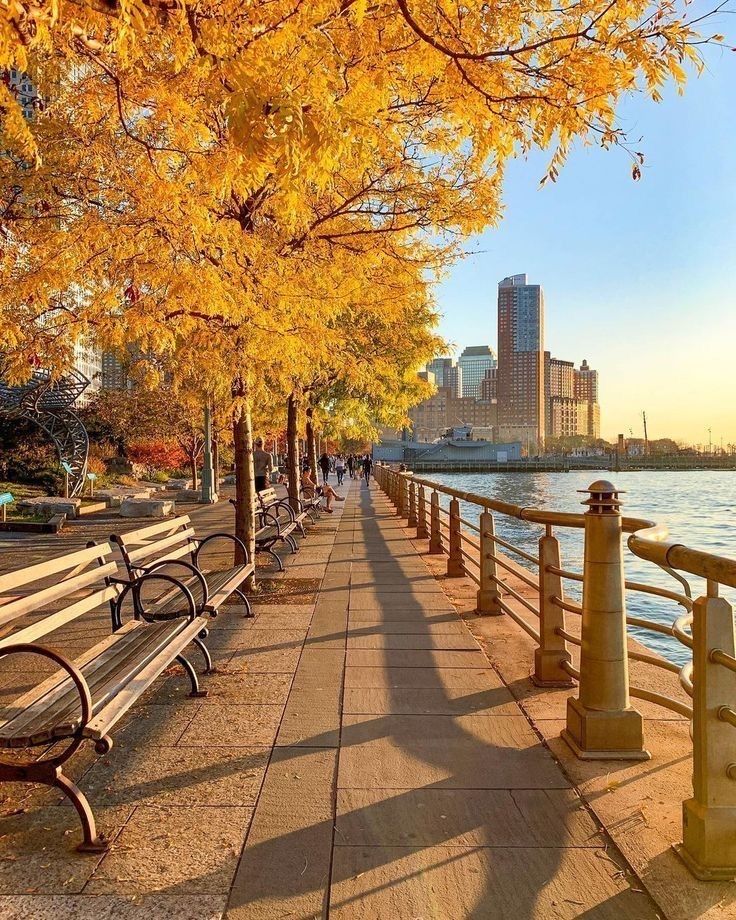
475;589;502;616
532;648;575;687
676;800;736;880
561;697;650;761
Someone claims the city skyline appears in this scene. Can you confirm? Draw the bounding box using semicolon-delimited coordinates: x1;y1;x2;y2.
433;52;736;446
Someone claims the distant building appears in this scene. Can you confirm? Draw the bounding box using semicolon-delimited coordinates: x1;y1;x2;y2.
480;367;497;400
2;69;41;120
426;357;462;397
101;351;134;391
497;274;545;450
545;354;600;440
408;386;498;442
575;359;598;402
72;339;102;406
545;353;574;438
457;345;496;399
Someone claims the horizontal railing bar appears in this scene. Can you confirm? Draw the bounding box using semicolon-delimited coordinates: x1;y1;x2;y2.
711;649;736;674
489;553;537;589
492;577;540;617
560;659;580;680
556;626;581;647
497;598;541;642
628;648;681;674
718;706;736;729
552;595;582;615
459;519;481;534
626;615;676;639
463;567;481;586
546;565;583;583
437;505;450;516
461;534;481;552
630;686;693;719
680;662;694;697
673;614;694;650
489;534;540;567
624;579;693;611
460;547;480;566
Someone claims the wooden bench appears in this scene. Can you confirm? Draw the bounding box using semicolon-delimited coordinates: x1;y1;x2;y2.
300;486;323;519
258;486;309;536
0;543;211;853
111;515;255;621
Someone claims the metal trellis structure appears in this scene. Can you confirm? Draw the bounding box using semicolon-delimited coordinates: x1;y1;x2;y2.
0;369;90;497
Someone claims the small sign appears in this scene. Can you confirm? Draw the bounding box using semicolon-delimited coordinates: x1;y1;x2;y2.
61;461;73;475
87;473;97;481
0;493;14;506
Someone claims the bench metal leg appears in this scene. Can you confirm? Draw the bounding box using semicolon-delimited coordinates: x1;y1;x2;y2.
177;653;208;698
296;521;306;537
234;588;254;619
265;547;284;572
54;771;109;854
193;636;214;674
285;535;298;554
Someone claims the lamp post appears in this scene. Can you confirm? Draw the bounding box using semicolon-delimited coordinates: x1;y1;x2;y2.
200;400;218;504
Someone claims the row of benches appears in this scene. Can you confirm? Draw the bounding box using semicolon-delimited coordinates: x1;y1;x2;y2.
0;488;323;852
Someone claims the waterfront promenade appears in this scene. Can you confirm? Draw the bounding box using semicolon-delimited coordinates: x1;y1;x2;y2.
0;479;661;919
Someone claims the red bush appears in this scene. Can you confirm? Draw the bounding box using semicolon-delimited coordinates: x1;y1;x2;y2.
127;440;187;476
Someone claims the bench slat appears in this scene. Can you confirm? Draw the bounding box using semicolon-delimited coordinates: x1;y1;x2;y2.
0;544;113;594
0;622;139;733
115;515;191;546
0;619;190;746
0;562;119;628
84;616;208;740
124;528;197;565
0;585;120;650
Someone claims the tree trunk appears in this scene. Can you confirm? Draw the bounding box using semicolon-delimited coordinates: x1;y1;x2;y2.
286;392;300;511
189;453;198;491
305;405;318;483
232;380;256;588
212;436;219;488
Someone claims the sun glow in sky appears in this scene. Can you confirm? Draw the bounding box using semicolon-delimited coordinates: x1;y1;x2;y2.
435;42;736;447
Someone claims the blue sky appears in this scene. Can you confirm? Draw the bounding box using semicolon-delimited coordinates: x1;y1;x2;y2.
435;40;736;445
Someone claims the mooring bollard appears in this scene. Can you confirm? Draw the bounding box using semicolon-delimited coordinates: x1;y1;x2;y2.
534;526;573;686
447;497;464;577
677;582;736;879
417;485;429;540
476;510;501;614
561;480;649;760
429;491;442;554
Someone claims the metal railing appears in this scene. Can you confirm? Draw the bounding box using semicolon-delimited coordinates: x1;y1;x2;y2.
374;463;736;882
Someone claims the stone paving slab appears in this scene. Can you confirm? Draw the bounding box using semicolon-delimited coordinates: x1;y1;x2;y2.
342;685;518;716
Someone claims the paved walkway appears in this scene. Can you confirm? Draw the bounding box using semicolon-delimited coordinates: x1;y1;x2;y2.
226;483;658;919
0;480;659;918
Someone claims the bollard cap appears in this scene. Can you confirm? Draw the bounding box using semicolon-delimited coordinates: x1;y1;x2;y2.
578;480;624;514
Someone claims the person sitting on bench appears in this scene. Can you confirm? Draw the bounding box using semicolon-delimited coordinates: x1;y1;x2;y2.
301;467;344;513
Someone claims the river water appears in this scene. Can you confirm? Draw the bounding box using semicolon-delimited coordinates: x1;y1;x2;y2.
427;471;736;665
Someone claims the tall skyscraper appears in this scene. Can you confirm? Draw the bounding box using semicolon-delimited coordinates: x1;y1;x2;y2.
457;345;496;398
426;357;462;397
497;274;545;450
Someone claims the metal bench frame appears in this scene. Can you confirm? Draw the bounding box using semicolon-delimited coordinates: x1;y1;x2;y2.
258;487;309;536
0;543;210;853
111;514;254;620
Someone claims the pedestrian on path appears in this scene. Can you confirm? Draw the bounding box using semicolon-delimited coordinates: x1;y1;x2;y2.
347;454;355;479
253;438;274;492
335;454;345;485
319;452;330;484
362;453;372;485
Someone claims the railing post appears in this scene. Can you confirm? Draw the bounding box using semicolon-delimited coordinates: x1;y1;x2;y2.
428;491;442;554
476;511;501;614
561;480;649;761
407;478;417;528
447;497;464;577
416;485;428;539
534;526;574;686
677;583;736;879
397;475;407;518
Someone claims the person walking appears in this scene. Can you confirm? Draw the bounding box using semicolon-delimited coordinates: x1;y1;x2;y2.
362;453;372;485
335;454;345;485
253;438;274;492
319;452;330;484
347;454;355;479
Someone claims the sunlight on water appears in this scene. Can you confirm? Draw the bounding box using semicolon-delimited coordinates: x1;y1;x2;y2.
428;471;736;665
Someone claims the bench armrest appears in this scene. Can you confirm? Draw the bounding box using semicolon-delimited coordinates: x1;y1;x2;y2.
0;643;93;730
275;500;297;522
130;571;199;623
139;559;209;610
194;532;250;568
